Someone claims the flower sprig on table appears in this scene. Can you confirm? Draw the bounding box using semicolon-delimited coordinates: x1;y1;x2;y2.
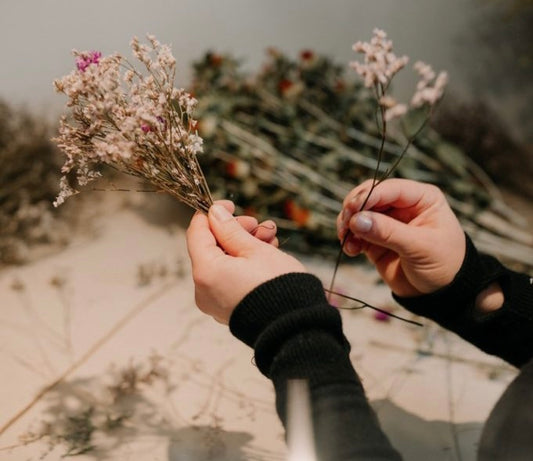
53;35;212;212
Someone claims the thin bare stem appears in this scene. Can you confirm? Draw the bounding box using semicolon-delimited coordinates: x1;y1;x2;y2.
324;288;423;327
328;84;387;301
328;104;433;304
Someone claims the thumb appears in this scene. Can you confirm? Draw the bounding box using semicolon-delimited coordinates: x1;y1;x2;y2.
208;204;262;256
349;211;422;256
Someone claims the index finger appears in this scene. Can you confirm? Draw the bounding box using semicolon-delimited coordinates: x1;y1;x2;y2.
345;179;438;213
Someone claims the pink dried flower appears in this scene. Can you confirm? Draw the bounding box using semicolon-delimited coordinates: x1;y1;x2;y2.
75;51;102;72
374;310;390;322
53;35;213;212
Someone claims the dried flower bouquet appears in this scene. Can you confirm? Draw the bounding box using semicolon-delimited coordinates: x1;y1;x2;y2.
53;35;212;212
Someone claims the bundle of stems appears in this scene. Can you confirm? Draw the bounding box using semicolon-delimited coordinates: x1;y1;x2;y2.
53;35;212;213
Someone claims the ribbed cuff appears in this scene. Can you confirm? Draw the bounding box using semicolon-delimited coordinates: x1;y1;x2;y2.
229;272;348;377
394;234;533;367
229;272;332;347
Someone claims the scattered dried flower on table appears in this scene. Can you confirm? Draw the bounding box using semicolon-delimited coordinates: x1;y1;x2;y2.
53;35;213;212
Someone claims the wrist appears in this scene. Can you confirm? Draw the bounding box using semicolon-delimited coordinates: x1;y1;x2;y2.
475;282;504;314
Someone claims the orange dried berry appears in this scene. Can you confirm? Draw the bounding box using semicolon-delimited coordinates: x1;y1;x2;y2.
225;159;250;178
284;199;310;227
134;157;145;170
243;206;257;218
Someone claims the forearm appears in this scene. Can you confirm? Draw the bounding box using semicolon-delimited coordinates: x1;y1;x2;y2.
230;273;401;460
268;330;402;460
395;235;533;368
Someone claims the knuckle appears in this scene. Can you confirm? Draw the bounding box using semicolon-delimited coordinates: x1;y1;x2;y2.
426;184;444;200
224;227;242;245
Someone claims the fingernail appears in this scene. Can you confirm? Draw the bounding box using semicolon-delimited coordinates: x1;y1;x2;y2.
211;204;233;222
345;241;357;255
342;215;351;230
338;226;346;240
354;213;372;233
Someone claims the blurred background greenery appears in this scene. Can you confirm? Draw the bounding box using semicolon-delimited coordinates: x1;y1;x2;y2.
0;0;531;268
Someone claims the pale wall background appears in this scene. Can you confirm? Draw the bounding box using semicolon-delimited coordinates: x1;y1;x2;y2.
0;1;477;107
0;0;529;140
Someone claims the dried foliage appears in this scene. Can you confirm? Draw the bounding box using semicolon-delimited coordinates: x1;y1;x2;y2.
0;101;69;265
433;98;533;199
191;48;533;266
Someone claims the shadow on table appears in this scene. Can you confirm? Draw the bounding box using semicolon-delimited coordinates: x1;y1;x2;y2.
373;399;483;461
167;426;253;461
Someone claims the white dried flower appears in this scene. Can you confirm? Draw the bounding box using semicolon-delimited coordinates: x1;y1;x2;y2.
53;35;213;212
350;28;409;89
350;29;448;126
53;176;79;207
378;95;397;109
411;61;448;108
384;103;408;121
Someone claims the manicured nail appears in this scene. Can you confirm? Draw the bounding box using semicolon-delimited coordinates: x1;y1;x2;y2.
354;213;372;233
340;209;346;222
211;204;233;222
338;226;346;240
345;241;358;255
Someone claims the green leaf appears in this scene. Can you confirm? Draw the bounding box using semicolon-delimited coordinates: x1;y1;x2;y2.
435;141;468;176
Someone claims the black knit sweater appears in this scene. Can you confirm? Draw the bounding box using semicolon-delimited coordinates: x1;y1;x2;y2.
228;236;533;460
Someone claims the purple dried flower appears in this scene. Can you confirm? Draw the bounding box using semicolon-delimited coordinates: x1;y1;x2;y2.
75;51;102;72
140;123;152;133
374;310;390;322
53;36;213;212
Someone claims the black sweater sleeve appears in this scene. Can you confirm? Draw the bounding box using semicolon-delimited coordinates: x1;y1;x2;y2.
229;272;402;461
394;234;533;368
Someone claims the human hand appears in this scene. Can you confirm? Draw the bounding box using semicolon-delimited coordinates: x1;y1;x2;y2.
186;201;306;324
218;200;279;247
337;179;466;297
